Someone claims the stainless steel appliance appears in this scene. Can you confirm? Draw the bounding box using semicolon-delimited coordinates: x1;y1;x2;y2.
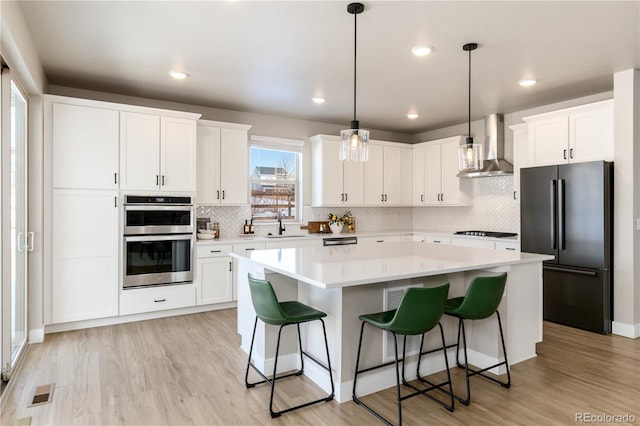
454;230;517;238
520;161;613;333
123;195;194;289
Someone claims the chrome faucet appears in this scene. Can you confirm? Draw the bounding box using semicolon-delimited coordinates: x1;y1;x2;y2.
277;212;286;235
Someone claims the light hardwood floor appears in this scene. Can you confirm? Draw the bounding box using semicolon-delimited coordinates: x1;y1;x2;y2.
2;308;639;425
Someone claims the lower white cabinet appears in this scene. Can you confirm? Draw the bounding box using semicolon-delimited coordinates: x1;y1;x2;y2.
49;189;119;324
196;244;234;305
424;235;451;245
451;237;496;249
358;235;409;244
120;284;196;316
496;241;521;252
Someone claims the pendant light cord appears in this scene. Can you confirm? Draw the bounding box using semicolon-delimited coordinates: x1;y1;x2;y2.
353;11;357;123
468;46;471;138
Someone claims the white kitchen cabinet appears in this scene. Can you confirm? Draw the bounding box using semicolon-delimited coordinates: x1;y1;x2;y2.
196;244;234;306
424;235;451;245
413;145;426;205
509;123;528;205
364;143;409;206
48;189;119;324
196;120;252;205
496;241;520;252
50;102;119;190
358;235;408;245
401;148;413;205
120;284;196;316
311;135;364;206
451;237;495;249
524;99;613;167
417;136;471;206
120;112;197;192
265;238;322;249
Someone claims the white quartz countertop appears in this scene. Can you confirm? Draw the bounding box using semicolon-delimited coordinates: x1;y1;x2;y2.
230;241;551;289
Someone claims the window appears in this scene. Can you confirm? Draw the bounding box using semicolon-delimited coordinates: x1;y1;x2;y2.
249;136;302;222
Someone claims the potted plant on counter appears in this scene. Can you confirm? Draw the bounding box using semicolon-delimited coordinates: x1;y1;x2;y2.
328;211;351;234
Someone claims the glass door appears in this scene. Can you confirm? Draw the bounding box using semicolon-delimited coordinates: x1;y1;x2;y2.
1;67;29;384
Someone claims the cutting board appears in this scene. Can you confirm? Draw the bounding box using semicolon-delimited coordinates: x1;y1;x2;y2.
300;221;332;234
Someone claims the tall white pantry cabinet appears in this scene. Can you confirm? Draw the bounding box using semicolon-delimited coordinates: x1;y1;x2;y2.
44;95;200;325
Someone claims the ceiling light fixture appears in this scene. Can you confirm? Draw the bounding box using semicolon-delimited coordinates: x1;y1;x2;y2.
457;43;484;173
169;70;189;80
411;46;432;56
519;79;537;87
407;112;419;119
339;2;369;162
312;96;326;104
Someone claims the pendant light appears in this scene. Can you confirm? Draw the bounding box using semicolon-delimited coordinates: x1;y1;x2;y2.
339;2;369;162
457;42;484;172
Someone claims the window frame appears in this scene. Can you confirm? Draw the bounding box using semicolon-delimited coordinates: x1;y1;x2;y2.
249;135;303;223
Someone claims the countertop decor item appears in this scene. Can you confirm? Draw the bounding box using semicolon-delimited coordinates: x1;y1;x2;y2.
329;222;344;234
339;2;369;162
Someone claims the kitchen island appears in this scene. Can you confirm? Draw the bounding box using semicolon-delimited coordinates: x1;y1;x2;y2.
231;241;553;403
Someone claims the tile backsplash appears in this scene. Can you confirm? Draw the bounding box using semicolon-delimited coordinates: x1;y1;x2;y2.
197;176;519;237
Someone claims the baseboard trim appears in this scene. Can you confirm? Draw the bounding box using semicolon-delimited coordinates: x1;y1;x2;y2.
44;301;237;334
612;321;640;338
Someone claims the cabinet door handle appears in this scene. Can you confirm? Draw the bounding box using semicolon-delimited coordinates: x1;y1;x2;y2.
114;173;118;184
114;196;117;207
222;190;225;200
345;193;348;202
245;248;255;251
385;194;388;202
162;175;165;186
154;299;166;303
563;149;567;160
376;240;384;243
381;194;384;202
421;194;424;202
229;262;232;272
217;190;220;200
433;240;441;244
211;250;221;253
27;232;34;252
156;175;159;186
513;191;517;200
505;247;516;251
569;148;574;159
440;193;444;202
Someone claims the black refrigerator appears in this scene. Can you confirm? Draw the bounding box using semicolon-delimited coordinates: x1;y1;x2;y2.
520;161;613;334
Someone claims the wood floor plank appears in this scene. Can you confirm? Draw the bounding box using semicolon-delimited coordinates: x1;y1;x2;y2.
1;309;638;425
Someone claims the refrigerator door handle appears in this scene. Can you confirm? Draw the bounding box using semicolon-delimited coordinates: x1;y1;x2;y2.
558;178;566;250
550;180;557;249
543;265;598;276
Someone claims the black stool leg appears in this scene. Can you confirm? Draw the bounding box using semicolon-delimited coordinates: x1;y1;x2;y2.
496;311;511;388
244;317;259;388
319;319;336;399
268;324;286;418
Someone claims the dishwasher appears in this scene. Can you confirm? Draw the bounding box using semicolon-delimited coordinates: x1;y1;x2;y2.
323;236;358;246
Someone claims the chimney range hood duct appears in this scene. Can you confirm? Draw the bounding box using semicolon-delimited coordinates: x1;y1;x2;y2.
457;113;513;178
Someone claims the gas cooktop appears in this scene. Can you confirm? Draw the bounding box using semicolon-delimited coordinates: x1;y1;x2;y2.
454;230;518;238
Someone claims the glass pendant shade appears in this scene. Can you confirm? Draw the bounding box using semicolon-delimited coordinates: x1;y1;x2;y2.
340;126;369;161
458;141;484;171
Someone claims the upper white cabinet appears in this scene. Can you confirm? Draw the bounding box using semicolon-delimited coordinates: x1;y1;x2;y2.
120;112;197;192
523;100;613;167
311;135;364;206
50;103;119;190
364;143;413;206
414;136;471;206
196;120;252;205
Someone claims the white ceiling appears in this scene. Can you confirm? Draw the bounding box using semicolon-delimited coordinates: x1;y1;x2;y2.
17;0;640;134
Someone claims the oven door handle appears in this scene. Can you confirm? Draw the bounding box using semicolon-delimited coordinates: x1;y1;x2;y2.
124;234;194;242
124;205;193;211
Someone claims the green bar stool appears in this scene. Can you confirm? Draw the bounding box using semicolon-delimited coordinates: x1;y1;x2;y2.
352;283;454;426
444;272;511;406
244;274;334;418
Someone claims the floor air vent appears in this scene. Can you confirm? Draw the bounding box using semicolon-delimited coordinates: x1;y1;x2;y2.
28;383;54;407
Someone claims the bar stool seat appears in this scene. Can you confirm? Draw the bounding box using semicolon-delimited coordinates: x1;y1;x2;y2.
244;274;334;418
444;272;511;406
352;283;454;425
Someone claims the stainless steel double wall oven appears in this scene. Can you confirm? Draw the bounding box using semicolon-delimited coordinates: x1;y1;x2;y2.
123;195;194;289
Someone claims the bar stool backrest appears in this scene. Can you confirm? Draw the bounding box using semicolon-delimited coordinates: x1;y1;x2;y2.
248;274;287;325
388;283;450;335
456;273;507;320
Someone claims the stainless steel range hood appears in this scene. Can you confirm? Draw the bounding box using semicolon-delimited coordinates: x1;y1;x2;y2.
457;113;513;178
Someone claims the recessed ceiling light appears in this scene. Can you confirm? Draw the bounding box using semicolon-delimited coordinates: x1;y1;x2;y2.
169;70;189;79
407;112;419;119
312;96;326;104
519;79;537;87
411;46;432;56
